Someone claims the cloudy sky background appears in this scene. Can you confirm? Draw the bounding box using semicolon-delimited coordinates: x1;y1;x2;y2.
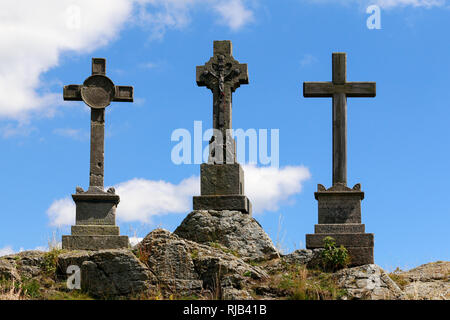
1;0;449;270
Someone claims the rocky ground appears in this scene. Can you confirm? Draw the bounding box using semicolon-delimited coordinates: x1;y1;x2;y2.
0;210;448;300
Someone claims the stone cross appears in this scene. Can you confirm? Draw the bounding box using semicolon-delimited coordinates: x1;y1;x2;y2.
63;58;133;192
303;53;376;186
196;41;248;163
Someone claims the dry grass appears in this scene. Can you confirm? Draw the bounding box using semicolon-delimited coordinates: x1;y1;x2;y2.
253;264;346;300
0;281;25;300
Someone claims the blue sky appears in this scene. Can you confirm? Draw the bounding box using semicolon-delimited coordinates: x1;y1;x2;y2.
0;0;449;271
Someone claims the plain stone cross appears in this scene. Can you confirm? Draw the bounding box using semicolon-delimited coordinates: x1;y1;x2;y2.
63;58;133;192
303;53;376;186
196;41;248;163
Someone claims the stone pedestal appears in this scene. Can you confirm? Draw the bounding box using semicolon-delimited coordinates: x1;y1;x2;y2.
193;163;252;214
62;190;129;250
305;183;374;266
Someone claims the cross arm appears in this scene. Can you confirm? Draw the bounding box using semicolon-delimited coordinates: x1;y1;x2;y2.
232;63;249;90
113;86;134;102
196;65;208;87
63;85;82;101
303;82;334;98
303;82;376;98
345;82;376;97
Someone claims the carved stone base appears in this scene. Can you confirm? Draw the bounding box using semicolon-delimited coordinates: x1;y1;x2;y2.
200;163;244;195
62;235;129;250
62;188;129;250
306;183;375;266
315;183;364;224
72;192;120;225
193;195;252;215
194;163;252;214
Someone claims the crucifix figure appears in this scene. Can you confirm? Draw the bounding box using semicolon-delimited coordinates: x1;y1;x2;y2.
63;58;133;192
196;41;248;164
192;41;252;214
303;53;376;186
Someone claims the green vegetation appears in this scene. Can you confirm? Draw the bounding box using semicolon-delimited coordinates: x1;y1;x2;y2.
388;267;409;290
243;270;252;277
41;248;64;277
190;249;199;260
208;241;240;258
321;236;350;272
271;265;346;300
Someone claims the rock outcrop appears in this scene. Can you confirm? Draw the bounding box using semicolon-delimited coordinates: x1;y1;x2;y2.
394;261;449;300
57;249;153;298
333;264;404;300
1;231;447;300
137;228;268;299
174;210;279;262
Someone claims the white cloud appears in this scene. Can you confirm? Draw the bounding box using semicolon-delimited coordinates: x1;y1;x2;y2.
375;0;446;8
53;128;88;141
300;54;318;68
213;0;254;30
0;123;37;139
0;0;255;121
0;0;135;120
47;197;76;227
308;0;447;9
243;164;311;214
115;176;200;223
46;165;310;226
0;246;14;257
129;237;144;246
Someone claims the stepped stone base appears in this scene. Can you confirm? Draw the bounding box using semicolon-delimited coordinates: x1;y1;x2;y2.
62;235;129;250
306;233;374;266
71;225;120;236
306;183;375;266
194;163;252;214
193;195;252;214
62;189;128;250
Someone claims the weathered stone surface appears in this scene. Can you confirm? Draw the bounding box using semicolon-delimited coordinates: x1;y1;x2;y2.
0;259;19;281
395;261;449;300
72;193;120;225
315;189;364;224
282;249;324;268
57;249;152;297
0;251;48;280
333;264;404;300
193;195;251;214
62;235;129;250
174;210;279;262
306;233;374;248
71;225;120;236
307;184;374;267
315;223;365;234
137;228;268;299
200;163;244;195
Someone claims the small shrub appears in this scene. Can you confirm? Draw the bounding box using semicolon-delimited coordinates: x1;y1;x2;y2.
190;249;199;260
321;236;350;272
21;278;41;299
243;270;252;278
389;267;409;290
42;248;64;277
